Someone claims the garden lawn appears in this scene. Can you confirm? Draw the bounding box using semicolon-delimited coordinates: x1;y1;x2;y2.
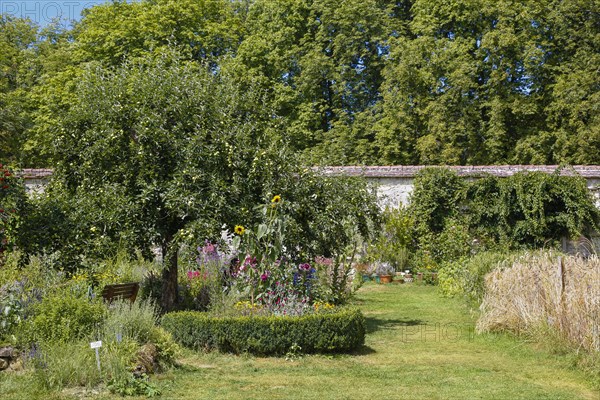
2;284;598;400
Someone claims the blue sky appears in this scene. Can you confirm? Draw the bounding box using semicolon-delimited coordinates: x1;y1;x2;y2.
1;1;108;26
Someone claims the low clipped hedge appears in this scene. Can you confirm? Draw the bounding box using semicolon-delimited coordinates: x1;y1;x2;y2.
161;308;365;355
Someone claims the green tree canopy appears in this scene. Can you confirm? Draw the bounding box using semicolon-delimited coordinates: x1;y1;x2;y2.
0;15;37;163
3;0;600;167
33;51;378;310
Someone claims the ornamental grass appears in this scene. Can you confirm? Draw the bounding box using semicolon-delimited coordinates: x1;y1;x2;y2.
477;251;600;353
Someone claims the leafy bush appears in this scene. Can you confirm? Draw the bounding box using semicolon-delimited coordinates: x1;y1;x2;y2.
19;290;107;345
0;164;27;263
0;281;40;339
147;326;180;368
0;253;67;340
161;307;365;355
369;207;414;272
108;373;161;397
409;168;466;235
103;299;158;345
102;299;179;369
466;171;599;247
438;251;523;302
409;167;599;269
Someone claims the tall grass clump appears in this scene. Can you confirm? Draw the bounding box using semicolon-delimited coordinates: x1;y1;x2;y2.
31;338;138;391
477;251;600;355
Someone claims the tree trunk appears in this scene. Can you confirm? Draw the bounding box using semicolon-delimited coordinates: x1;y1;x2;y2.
160;238;178;313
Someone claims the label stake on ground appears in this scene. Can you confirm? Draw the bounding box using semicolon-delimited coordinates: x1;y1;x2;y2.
90;341;102;372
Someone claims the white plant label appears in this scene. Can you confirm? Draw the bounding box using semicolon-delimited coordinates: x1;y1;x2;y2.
90;341;102;349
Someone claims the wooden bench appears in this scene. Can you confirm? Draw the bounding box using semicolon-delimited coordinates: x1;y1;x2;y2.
102;282;140;304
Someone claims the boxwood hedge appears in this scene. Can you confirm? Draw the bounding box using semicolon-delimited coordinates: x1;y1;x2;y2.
161;308;365;355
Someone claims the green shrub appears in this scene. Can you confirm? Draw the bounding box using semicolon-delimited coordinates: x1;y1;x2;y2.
161;307;365;355
103;299;179;369
0;164;28;263
409;168;466;236
466;171;599;247
19;291;106;345
437;251;523;303
369;207;414;272
412;167;599;254
108;373;161;397
147;326;180;368
0;253;72;341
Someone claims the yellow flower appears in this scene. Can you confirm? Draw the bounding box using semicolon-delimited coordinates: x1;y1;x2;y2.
234;225;245;235
313;302;335;313
71;273;87;283
271;195;282;204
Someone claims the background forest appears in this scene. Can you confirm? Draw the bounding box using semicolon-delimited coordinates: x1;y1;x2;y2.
1;0;599;167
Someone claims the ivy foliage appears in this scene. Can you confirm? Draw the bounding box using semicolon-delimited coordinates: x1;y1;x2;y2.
409;167;466;235
466;169;600;247
409;167;600;261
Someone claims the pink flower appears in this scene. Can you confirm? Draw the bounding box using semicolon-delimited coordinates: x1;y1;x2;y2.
202;242;216;254
299;263;311;271
315;256;333;266
187;271;200;279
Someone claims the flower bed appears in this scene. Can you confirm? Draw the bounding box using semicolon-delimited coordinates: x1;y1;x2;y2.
161;307;365;355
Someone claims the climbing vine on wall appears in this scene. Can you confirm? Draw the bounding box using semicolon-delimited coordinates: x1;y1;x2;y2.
409;167;599;261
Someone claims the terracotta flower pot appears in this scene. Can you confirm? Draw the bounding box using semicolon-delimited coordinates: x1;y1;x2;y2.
379;274;393;284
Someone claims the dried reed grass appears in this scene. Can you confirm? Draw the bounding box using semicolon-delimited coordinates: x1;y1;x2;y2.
477;251;600;353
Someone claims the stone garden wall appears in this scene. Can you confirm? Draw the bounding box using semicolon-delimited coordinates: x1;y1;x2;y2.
19;165;600;209
319;165;600;209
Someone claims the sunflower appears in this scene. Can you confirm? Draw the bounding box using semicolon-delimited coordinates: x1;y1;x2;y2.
271;195;282;204
234;225;245;235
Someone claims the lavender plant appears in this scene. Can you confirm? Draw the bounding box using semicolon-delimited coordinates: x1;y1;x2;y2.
179;241;233;311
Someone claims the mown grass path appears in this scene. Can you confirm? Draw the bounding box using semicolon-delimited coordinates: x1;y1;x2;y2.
157;284;598;400
2;283;598;399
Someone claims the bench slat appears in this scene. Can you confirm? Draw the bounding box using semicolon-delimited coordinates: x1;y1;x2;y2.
102;282;139;304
